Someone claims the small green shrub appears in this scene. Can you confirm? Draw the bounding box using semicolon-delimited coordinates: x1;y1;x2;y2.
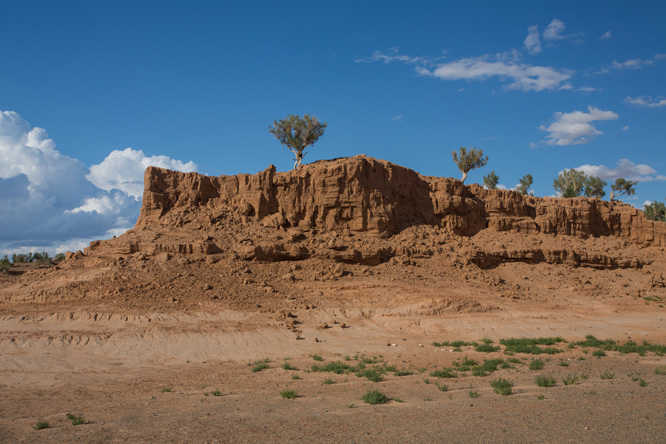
66;414;85;425
433;340;476;347
362;389;387;405
429;368;458;378
435;382;448;392
323;378;335;385
161;387;172;393
54;252;66;261
469;390;480;398
600;371;614;380
490;378;513;395
32;420;49;430
558;360;569;367
212;390;222;396
534;375;556;387
311;354;323;361
280;389;297;399
639;377;646;387
529;359;544;370
562;374;580;385
355;368;383;382
252;359;270;372
654;367;666;375
291;374;301;380
592;349;606;357
394;369;413;376
500;337;564;355
475;343;500;353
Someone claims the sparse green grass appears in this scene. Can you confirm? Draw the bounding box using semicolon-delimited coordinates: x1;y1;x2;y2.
475;343;500;353
562;374;580;385
32;420;49;430
393;397;404;403
251;358;270;372
490;378;513;395
355;368;383;382
471;359;505;377
311;354;323;361
537;395;545;400
66;414;85;425
655;366;666;375
281;362;297;370
639;377;647;387
280;389;297;399
600;371;615;380
161;387;172;393
469;390;480;398
212;390;222;396
644;295;663;302
528;359;544;370
558;360;569;367
592;349;606;357
572;335;666;356
429;368;458;378
362;389;387;405
291;374;301;380
435;382;448;392
534;375;557;387
394;369;413;376
433;340;477;347
323;378;335;385
500;337;565;355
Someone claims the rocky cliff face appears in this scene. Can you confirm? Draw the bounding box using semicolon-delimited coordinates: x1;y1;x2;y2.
136;155;665;248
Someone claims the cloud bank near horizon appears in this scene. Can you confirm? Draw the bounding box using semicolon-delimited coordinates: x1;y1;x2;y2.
0;110;197;255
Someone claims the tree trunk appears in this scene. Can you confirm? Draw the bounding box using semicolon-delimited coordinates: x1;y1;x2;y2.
461;171;468;184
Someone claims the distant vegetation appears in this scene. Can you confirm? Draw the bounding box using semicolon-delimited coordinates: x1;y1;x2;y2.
644;200;666;221
516;174;533;196
483;171;500;190
553;170;636;200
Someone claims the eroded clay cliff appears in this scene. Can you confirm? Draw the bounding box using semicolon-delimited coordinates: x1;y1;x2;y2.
135;155;665;248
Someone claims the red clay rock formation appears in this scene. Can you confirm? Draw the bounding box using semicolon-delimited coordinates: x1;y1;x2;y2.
136;155;665;248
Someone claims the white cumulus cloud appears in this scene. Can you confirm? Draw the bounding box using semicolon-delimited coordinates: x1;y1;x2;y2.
539;106;619;146
600;31;612;41
87;148;197;198
524;25;542;55
575;159;666;182
623;96;666;108
543;19;567;41
0;109;197;255
416;51;573;92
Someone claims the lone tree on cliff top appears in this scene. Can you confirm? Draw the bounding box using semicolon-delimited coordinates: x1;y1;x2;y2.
269;114;327;169
452;146;488;184
610;178;637;201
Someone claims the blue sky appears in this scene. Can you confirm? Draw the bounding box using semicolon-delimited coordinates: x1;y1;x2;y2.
1;1;665;254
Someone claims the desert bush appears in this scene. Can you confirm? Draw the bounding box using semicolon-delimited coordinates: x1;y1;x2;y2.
534;375;556;387
280;389;297;399
490;378;513;395
362;389;387;405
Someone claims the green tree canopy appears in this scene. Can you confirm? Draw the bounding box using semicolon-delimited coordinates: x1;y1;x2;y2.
584;176;607;198
553;169;587;198
451;146;488;184
269;114;327;169
610;178;637;201
483;171;500;190
516;174;533;196
644;200;666;222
